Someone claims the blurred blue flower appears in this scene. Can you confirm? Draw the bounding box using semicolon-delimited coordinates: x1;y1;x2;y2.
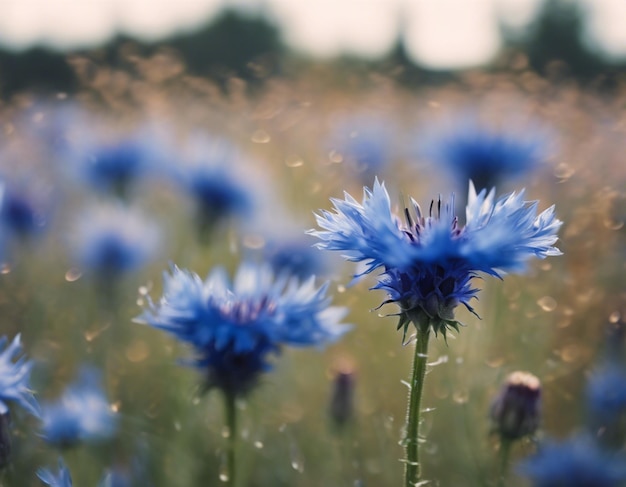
62;121;171;199
264;237;328;280
422;120;550;193
71;205;160;278
586;322;626;450
80;139;150;198
0;334;39;417
587;364;626;424
0;185;47;239
329;116;395;183
41;367;117;447
186;166;251;223
137;263;349;396
37;458;73;487
518;436;626;487
310;180;561;337
173;138;252;237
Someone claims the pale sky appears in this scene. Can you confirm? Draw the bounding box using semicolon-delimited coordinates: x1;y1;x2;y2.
0;0;623;69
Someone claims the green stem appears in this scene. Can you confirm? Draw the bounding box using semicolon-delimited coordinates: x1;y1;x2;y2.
404;324;431;487
497;439;512;487
224;392;237;487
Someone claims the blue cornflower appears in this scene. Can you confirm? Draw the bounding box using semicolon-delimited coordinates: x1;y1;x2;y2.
264;237;328;280
37;459;73;487
137;263;349;396
422;120;550;193
0;186;47;239
185;165;251;223
518;436;626;487
310;180;561;338
71;204;160;278
173;138;252;237
41;367;117;447
80;139;150;197
0;334;39;417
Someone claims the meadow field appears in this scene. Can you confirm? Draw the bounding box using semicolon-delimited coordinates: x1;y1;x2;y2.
1;55;625;486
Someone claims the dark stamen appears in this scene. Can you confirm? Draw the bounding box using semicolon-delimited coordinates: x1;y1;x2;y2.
404;207;413;228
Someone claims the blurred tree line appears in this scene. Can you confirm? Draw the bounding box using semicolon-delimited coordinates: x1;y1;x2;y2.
0;0;624;96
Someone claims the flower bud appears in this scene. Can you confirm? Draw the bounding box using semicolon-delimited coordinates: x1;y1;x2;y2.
490;371;541;441
329;365;355;428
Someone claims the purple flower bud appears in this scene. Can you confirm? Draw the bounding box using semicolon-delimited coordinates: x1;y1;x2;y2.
490;371;541;441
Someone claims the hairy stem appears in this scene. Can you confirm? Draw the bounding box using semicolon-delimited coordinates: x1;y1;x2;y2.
404;324;431;486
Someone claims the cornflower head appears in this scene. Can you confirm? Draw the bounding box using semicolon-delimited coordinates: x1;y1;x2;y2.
310;179;562;339
421;119;550;194
184;165;251;232
0;183;48;240
77;137;153;199
172;136;253;240
136;263;349;397
518;435;626;487
70;204;160;279
41;367;117;448
0;174;53;262
0;334;39;417
37;458;73;487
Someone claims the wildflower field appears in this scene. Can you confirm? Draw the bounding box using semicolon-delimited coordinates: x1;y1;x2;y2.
1;57;625;487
